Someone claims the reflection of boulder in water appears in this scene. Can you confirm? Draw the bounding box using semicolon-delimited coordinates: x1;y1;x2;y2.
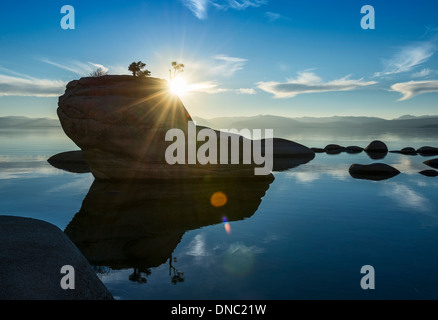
47;151;90;173
419;170;438;177
64;175;274;269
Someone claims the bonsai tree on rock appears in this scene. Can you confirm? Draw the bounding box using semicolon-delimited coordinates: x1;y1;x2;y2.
128;61;151;78
169;61;184;80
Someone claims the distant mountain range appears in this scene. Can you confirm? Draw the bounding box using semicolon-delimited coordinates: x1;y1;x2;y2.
0;116;60;128
1;114;438;129
192;114;438;130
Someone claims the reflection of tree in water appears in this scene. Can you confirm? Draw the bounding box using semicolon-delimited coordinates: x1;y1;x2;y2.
127;254;184;285
169;255;184;285
129;268;151;283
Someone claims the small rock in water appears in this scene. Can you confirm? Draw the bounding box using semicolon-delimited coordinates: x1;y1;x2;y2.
417;146;438;156
345;146;363;154
324;144;345;154
364;140;388;153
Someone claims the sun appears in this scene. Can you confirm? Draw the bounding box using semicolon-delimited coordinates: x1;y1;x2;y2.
169;76;189;97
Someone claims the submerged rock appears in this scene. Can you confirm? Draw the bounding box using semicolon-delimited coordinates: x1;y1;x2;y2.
424;158;438;169
324;144;345;154
311;147;326;153
345;146;363;154
349;163;400;181
417;146;438;156
0;216;113;300
390;147;417;155
419;170;438;177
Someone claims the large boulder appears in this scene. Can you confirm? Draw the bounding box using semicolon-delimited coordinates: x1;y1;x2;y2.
364;140;388;160
349;163;400;181
57;76;314;180
364;140;388;153
0;216;113;300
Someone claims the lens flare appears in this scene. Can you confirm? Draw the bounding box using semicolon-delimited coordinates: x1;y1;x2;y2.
169;77;189;97
210;191;227;207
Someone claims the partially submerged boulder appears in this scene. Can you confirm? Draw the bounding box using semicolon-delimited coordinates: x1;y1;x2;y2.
324;144;345;154
0;216;113;300
417;146;438;156
390;147;417;155
57;75;314;180
345;146;363;154
364;140;388;153
349;163;400;181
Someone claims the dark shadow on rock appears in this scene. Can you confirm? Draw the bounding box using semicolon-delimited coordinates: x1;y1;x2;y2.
349;163;400;181
47;151;91;174
419;170;438;177
64;175;274;271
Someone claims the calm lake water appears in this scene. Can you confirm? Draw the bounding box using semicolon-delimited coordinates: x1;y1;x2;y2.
1;127;438;300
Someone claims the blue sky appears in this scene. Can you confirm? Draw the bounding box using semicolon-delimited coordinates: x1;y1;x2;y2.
1;0;438;119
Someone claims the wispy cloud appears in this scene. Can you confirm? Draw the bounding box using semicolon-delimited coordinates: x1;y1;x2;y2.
412;68;433;78
257;71;376;98
209;54;247;77
40;59;109;76
374;42;435;77
183;0;267;20
0;74;66;97
89;62;109;74
265;11;290;23
182;0;209;20
186;80;256;95
221;0;267;10
391;80;438;101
